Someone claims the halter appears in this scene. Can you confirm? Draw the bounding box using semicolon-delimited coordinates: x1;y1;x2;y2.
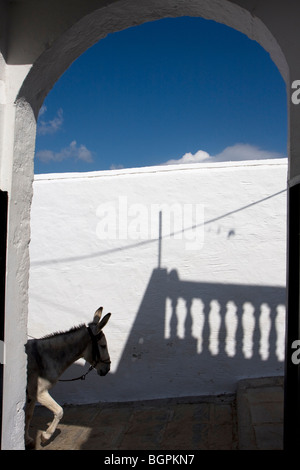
86;326;111;367
59;326;110;382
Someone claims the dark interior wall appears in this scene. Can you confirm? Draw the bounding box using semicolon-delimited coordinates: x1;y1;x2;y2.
0;190;8;449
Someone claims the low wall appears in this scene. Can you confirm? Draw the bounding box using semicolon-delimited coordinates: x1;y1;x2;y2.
28;159;287;403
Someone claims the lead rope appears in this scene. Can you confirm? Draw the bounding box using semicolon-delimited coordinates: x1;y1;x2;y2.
59;364;94;382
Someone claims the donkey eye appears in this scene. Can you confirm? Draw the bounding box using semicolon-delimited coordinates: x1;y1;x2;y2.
100;344;106;349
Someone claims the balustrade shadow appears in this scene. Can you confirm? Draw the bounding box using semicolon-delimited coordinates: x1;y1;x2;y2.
51;266;285;402
113;267;285;400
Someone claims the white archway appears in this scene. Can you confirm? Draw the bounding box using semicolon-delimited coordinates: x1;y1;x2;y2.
1;0;292;449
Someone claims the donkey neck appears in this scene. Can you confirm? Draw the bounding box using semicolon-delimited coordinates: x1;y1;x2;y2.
40;325;90;377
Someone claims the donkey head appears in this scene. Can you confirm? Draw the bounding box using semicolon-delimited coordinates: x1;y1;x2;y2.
85;307;111;376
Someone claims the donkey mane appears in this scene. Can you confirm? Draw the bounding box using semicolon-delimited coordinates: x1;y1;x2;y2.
39;324;86;340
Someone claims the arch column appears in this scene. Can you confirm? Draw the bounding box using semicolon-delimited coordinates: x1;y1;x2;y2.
0;17;37;444
0;77;36;449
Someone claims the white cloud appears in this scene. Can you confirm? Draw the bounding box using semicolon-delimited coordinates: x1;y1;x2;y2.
37;108;64;135
38;104;47;117
213;144;284;162
163;143;285;166
164;149;210;165
110;163;124;170
36;140;94;163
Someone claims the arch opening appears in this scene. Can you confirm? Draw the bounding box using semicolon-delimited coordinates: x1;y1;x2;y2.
28;16;287;407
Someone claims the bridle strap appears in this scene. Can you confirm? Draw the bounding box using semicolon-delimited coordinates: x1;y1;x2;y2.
87;327;111;365
87;326;100;364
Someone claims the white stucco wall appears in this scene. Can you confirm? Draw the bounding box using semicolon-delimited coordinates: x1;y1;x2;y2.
28;159;287;404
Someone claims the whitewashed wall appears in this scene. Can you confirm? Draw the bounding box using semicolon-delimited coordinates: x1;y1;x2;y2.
28;159;287;404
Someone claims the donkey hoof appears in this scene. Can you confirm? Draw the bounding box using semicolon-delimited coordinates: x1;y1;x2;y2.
41;431;51;444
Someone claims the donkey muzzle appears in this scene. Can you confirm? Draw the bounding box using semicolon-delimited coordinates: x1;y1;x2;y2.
98;364;110;376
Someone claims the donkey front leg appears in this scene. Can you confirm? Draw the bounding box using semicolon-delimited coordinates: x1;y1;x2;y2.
37;380;63;444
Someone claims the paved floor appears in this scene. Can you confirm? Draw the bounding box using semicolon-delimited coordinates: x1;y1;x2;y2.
31;395;238;450
29;376;283;451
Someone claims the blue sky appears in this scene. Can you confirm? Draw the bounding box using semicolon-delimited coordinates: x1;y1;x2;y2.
34;17;287;174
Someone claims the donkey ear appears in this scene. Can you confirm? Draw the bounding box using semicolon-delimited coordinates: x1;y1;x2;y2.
93;306;103;323
98;312;111;330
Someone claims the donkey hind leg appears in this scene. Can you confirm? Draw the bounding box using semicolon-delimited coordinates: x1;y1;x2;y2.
37;379;63;444
25;394;36;449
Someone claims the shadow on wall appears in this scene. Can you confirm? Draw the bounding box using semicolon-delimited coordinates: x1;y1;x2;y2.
56;267;285;402
107;267;285;400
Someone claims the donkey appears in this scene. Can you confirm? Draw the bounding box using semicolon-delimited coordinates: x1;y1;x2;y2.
25;307;111;449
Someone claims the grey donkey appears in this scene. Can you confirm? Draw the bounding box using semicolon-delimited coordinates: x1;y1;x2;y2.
25;307;111;449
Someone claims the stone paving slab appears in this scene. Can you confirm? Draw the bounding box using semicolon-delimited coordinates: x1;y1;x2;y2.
30;395;238;450
237;376;284;450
